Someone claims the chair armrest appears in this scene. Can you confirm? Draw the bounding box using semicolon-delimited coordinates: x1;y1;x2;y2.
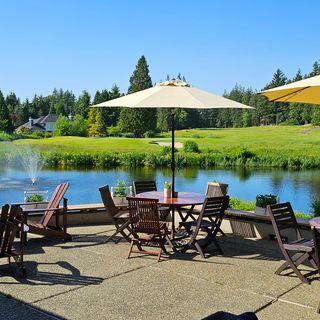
23;207;63;214
12;201;49;206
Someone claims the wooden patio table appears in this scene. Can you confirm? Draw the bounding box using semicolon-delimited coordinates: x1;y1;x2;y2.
309;217;320;229
135;191;205;240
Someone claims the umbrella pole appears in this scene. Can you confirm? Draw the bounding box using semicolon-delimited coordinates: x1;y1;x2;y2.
171;109;175;197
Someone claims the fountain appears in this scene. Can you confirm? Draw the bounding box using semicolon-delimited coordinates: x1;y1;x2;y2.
15;146;43;185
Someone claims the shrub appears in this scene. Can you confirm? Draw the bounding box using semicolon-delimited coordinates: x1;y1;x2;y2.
183;140;200;153
229;198;255;211
107;126;121;137
279;119;299;126
256;194;278;208
121;132;135;138
311;197;320;217
191;134;201;139
144;130;157;138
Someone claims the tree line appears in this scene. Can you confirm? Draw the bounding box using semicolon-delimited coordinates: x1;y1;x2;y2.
1;56;320;138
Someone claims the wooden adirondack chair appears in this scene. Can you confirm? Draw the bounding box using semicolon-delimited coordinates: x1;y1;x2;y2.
20;183;71;241
0;204;26;276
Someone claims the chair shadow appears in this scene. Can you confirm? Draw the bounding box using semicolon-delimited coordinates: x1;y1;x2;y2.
0;260;104;286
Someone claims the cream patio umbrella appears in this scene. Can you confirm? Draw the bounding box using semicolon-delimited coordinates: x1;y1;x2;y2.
259;74;320;105
92;80;253;196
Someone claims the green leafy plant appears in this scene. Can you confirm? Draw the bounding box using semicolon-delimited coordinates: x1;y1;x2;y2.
113;180;127;197
183;140;200;153
26;194;44;202
256;194;278;208
229;197;255;211
311;197;320;217
164;181;171;190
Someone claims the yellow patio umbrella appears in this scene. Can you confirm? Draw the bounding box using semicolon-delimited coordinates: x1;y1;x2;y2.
259;74;320;105
92;80;253;196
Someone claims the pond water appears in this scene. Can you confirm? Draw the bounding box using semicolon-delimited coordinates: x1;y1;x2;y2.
0;166;320;214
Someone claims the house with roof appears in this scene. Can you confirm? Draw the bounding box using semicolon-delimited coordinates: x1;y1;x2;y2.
17;114;59;133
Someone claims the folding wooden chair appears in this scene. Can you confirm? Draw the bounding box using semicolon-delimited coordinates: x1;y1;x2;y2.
268;202;317;284
99;185;131;243
312;226;320;313
132;180;170;220
0;204;26;276
127;197;174;261
179;196;229;258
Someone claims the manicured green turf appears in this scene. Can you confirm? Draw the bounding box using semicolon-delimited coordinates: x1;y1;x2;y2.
1;125;320;156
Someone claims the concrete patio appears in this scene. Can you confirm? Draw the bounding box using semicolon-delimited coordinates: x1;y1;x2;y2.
0;225;319;320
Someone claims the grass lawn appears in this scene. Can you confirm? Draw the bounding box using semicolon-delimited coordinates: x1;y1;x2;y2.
1;125;320;156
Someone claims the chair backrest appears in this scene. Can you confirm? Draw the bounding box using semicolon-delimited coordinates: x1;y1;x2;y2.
0;204;23;257
127;197;160;235
201;196;230;220
205;182;229;197
133;180;157;195
267;202;302;243
312;226;320;273
99;185;119;218
40;182;69;226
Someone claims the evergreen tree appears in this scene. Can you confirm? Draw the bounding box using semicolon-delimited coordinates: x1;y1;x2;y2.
0;90;14;132
6;92;23;127
75;90;91;118
118;56;156;137
87;107;106;137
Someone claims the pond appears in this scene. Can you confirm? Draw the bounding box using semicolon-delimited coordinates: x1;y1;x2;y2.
0;166;320;214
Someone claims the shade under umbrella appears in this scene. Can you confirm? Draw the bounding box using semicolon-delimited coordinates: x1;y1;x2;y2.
92;80;253;196
259;74;320;105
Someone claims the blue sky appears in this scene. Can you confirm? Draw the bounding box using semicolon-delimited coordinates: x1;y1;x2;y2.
0;0;319;100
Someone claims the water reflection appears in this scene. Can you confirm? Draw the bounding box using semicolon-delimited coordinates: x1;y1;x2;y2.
0;166;319;213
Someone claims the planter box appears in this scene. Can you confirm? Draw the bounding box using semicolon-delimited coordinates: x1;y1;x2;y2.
24;190;48;209
254;206;268;216
111;186;132;205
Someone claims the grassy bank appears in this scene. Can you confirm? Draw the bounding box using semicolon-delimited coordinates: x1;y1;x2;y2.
1;125;320;169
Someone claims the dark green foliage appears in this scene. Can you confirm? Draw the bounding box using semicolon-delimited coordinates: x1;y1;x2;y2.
255;194;278;208
54;115;87;136
183;140;200;153
75;90;91;118
118;56;156;137
311;197;320;217
0;90;13;132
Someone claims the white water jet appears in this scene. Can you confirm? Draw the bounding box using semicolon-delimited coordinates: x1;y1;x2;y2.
14;146;43;185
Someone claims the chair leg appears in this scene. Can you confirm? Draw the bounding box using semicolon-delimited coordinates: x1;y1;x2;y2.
281;251;310;284
194;242;205;259
165;235;176;252
127;241;134;259
157;248;162;262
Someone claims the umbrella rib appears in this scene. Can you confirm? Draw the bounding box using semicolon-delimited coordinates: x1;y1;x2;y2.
268;86;310;102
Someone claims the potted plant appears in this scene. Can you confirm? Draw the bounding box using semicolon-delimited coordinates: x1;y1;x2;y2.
255;194;278;215
111;181;132;204
164;181;172;198
24;190;48;209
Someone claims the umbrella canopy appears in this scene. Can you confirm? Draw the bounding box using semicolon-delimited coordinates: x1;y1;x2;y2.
93;80;254;109
92;80;253;196
259;74;320;105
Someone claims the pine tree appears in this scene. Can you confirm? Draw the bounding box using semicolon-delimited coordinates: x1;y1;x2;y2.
118;56;156;137
75;90;91;118
0;90;14;132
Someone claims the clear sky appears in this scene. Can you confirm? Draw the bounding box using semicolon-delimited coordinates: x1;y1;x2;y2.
0;0;319;100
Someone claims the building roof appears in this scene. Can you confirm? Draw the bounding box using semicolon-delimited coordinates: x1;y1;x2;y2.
17;114;58;131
